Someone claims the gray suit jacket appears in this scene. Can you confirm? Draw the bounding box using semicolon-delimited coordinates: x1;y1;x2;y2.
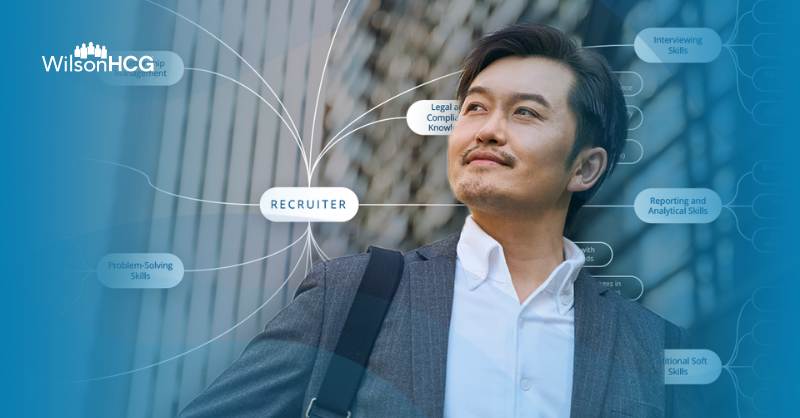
177;232;705;418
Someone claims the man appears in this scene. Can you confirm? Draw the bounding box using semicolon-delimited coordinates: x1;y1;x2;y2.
177;23;704;418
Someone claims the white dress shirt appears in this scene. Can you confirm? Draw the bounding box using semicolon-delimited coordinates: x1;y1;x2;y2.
443;216;586;418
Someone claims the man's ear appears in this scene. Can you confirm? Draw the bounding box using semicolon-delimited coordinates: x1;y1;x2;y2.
566;147;607;193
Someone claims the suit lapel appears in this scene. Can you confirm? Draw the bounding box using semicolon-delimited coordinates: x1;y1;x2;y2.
570;269;618;418
409;235;458;418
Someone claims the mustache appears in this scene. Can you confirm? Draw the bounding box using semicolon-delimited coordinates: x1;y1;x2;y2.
460;146;517;167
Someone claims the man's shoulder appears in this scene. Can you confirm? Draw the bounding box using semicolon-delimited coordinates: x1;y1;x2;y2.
578;269;686;337
408;231;461;262
314;232;460;289
321;232;461;270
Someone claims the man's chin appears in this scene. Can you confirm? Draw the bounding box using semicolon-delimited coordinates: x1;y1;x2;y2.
453;181;516;213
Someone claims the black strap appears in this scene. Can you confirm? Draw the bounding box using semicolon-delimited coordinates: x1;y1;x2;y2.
308;246;405;418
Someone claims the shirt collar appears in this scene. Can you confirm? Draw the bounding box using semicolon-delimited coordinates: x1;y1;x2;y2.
456;215;586;315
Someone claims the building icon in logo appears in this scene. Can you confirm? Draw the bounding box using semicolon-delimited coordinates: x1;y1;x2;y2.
74;43;107;59
44;42;162;74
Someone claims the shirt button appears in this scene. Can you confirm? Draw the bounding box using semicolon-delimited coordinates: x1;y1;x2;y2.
560;294;570;305
518;318;525;329
521;379;531;391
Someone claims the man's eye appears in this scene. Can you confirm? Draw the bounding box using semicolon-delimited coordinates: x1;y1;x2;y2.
466;103;484;112
516;108;537;117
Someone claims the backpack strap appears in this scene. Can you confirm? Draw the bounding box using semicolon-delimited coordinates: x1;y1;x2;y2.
307;246;405;418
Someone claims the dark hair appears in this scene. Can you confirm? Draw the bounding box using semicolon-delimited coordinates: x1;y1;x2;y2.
457;23;628;235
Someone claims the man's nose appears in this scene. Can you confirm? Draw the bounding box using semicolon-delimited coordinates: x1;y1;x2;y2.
475;111;508;146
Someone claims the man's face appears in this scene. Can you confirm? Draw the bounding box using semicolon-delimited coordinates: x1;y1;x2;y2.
448;56;578;217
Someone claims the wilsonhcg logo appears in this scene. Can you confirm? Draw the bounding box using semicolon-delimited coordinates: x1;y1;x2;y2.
43;43;156;73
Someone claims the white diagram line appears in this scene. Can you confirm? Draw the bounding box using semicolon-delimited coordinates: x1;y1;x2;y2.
724;46;754;114
583;205;634;208
313;117;407;173
724;368;742;408
309;241;314;273
726;332;753;367
185;229;308;272
725;207;753;242
732;372;752;401
58;229;310;384
725;367;739;394
725;298;753;366
308;0;352;183
727;48;752;78
143;0;303;144
308;236;314;272
65;271;95;307
67;236;95;272
583;44;634;48
304;223;313;277
304;232;310;277
725;9;753;45
726;0;742;45
725;367;754;400
312;70;464;175
725;172;753;206
307;230;314;273
360;203;465;207
72;158;260;207
184;67;310;172
729;367;744;418
310;232;330;261
314;241;331;261
309;232;323;260
315;116;406;167
721;292;754;418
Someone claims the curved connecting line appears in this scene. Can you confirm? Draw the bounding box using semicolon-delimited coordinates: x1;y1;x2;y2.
310;231;331;261
725;171;753;206
726;48;752;79
311;70;464;177
143;0;302;143
724;367;753;402
724;46;753;114
360;203;466;207
727;0;742;45
725;207;753;242
725;10;752;46
304;227;315;277
186;229;308;272
184;68;310;171
60;271;96;310
67;235;95;272
73;158;259;206
309;0;352;181
312;117;407;175
725;298;753;367
58;227;311;384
